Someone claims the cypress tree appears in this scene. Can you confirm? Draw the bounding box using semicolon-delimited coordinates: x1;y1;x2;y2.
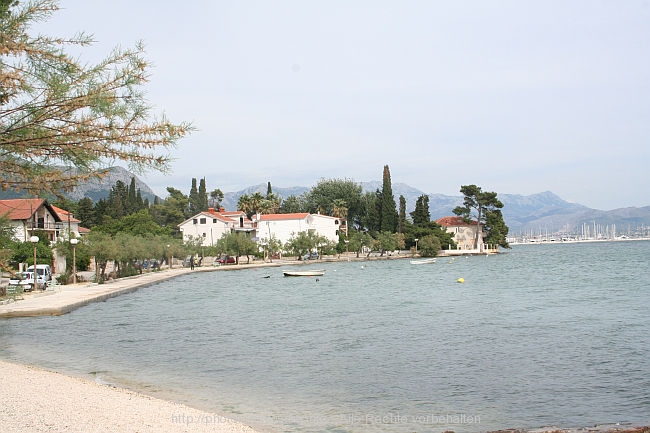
188;178;199;214
108;180;128;218
136;189;144;209
398;195;407;233
198;178;208;211
411;194;431;226
128;177;138;214
380;165;398;232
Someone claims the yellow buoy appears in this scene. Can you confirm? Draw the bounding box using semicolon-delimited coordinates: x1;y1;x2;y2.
457;277;464;283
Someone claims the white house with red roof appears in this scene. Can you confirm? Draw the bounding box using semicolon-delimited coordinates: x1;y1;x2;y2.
178;208;345;249
0;199;85;243
177;207;254;247
0;199;88;275
253;212;344;247
0;199;61;242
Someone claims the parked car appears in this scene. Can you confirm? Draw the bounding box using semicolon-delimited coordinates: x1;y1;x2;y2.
216;256;235;265
26;264;52;283
302;252;319;260
8;271;47;291
142;259;161;270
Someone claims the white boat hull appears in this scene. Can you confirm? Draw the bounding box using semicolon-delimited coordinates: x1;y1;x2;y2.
410;258;437;265
283;270;326;277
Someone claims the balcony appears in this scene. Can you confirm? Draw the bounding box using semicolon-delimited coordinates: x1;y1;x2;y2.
26;221;66;231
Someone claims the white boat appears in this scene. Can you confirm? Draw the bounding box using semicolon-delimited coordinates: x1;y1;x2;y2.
283;270;326;277
410;258;437;265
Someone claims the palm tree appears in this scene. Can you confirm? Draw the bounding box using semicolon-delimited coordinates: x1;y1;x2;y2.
237;194;253;217
332;199;348;219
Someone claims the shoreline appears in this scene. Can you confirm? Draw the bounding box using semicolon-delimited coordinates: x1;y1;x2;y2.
0;359;261;433
0;262;281;318
0;254;417;318
1;357;647;433
3;257;649;433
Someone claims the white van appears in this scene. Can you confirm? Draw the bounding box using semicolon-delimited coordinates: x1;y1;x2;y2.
26;264;52;283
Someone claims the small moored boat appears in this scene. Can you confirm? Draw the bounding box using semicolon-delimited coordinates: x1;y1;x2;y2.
283;270;326;277
410;258;437;265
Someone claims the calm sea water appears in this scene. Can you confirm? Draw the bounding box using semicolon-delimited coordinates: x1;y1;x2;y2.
2;241;650;433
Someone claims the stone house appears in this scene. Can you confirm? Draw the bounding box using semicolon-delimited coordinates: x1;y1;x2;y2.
436;216;485;251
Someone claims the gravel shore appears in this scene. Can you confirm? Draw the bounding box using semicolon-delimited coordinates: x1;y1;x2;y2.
0;359;260;433
2;361;648;433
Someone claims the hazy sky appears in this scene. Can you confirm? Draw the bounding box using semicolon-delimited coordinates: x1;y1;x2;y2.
38;1;650;210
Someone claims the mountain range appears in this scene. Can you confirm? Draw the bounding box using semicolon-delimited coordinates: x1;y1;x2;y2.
221;181;650;236
3;168;649;236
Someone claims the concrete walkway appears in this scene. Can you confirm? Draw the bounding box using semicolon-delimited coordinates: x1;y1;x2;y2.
0;262;280;318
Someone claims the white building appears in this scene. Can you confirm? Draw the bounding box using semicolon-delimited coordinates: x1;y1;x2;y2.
0;198;77;243
177;208;254;247
0;199;86;274
254;213;344;246
179;208;345;250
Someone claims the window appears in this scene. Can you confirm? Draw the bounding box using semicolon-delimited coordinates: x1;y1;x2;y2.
213;219;217;223
200;218;206;224
193;219;197;224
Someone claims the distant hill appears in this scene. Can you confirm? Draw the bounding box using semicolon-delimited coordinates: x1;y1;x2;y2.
222;182;650;236
66;167;158;203
0;166;158;203
4;172;648;236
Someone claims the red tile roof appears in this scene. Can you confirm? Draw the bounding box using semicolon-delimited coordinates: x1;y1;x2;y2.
0;199;45;220
51;205;81;223
436;216;478;226
200;211;236;224
258;213;309;221
219;210;253;222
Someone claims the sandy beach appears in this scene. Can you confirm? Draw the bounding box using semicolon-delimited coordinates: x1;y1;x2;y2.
0;359;260;433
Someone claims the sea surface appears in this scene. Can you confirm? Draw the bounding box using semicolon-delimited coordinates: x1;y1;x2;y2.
2;241;650;433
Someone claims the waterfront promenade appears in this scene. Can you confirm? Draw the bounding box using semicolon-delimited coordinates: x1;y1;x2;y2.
0;262;280;318
0;253;414;318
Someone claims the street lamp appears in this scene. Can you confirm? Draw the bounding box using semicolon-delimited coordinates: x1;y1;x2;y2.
70;238;79;284
30;235;39;290
414;238;419;256
344;239;349;260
